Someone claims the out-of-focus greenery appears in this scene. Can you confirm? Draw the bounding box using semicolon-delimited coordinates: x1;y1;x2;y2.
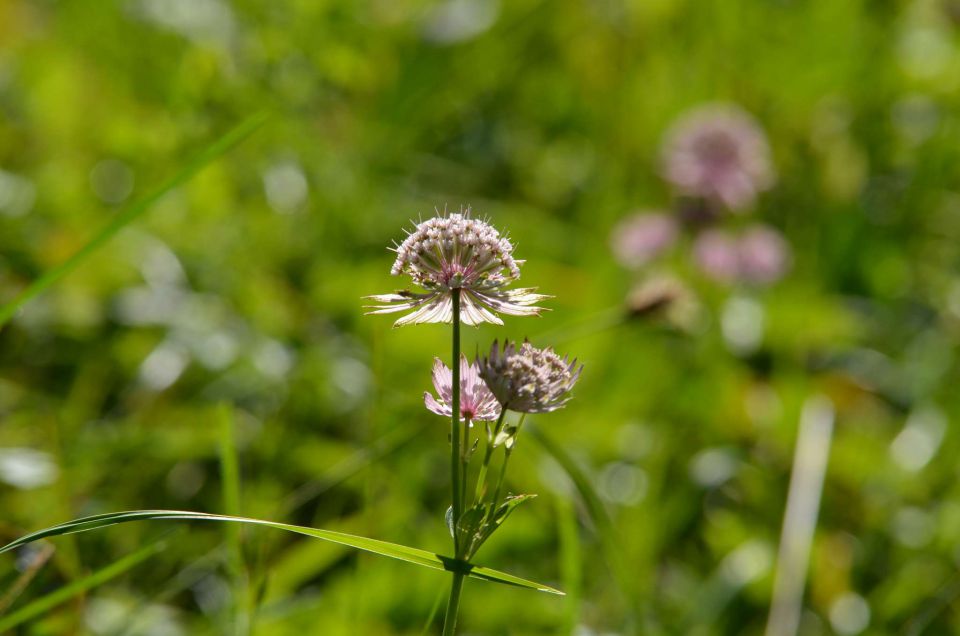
2;0;960;634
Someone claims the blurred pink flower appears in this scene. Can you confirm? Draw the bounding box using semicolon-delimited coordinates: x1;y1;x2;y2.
693;229;741;282
738;225;791;284
424;355;501;421
661;104;775;211
693;225;791;285
610;212;678;269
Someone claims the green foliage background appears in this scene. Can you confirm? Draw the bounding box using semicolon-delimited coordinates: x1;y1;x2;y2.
1;0;960;633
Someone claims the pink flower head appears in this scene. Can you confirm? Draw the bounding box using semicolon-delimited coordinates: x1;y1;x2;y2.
610;212;678;269
693;225;792;286
661;103;775;211
424;355;501;422
365;210;549;327
693;229;741;283
738;225;791;284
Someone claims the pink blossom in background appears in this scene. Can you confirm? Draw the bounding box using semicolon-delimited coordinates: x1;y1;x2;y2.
693;229;741;282
610;212;678;269
738;224;791;284
661;104;775;211
693;225;792;285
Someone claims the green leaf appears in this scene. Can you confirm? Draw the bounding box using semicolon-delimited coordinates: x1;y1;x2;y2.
0;534;169;632
0;111;269;328
0;510;564;595
474;494;537;550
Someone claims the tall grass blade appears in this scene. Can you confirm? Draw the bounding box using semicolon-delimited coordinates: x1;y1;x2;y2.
218;404;251;635
0;510;564;595
0;111;269;328
528;424;640;629
0;535;168;632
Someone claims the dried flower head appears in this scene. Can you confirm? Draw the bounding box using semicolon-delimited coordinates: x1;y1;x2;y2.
365;211;548;327
479;340;582;414
610;211;678;269
424;355;501;422
661;103;775;211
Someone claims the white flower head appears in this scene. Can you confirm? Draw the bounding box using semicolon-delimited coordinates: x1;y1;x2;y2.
479;340;582;414
424;355;501;422
364;210;549;327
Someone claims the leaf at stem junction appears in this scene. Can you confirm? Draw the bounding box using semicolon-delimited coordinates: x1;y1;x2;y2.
0;510;564;595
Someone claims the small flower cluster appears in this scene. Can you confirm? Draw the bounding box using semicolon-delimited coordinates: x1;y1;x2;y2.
478;341;582;414
610;102;791;301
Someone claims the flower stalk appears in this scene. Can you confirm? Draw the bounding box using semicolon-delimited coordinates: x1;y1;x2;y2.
444;289;464;636
367;210;583;635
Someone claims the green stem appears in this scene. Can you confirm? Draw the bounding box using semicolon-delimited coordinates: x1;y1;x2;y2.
441;572;465;636
491;414;525;507
461;416;471;517
474;410;506;503
450;291;462;552
491;449;511;510
444;290;465;636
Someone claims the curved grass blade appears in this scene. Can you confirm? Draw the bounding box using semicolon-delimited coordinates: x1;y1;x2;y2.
0;111;269;328
0;510;563;595
528;425;640;626
0;534;168;632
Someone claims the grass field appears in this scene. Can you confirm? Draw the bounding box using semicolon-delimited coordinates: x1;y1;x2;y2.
1;0;960;634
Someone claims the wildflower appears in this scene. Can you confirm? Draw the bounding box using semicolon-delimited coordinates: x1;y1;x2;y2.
693;229;741;282
661;103;775;211
737;225;791;284
693;225;792;285
610;212;678;269
479;340;582;414
424;355;501;422
365;211;548;327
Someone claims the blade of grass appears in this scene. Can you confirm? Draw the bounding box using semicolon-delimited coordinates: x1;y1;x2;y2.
0;510;564;595
278;420;428;517
555;495;582;634
528;424;640;630
419;586;446;636
0;111;269;328
0;535;168;632
0;543;55;615
218;404;251;636
765;396;835;636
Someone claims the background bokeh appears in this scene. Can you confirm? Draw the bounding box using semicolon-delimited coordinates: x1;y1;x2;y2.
2;0;960;634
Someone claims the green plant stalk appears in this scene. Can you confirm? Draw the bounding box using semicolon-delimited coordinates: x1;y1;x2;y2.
442;568;465;636
474;410;506;503
491;414;524;508
461;415;471;518
218;404;251;636
444;289;465;636
0;536;168;632
0;111;268;329
450;291;462;547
